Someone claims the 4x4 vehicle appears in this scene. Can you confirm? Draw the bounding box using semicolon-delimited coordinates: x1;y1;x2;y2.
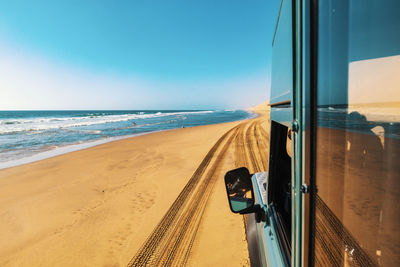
224;0;400;266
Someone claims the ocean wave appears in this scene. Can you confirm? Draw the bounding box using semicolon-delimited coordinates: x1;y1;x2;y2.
0;110;214;134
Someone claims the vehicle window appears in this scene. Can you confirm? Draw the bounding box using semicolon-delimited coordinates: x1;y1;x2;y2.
268;121;291;255
313;1;400;266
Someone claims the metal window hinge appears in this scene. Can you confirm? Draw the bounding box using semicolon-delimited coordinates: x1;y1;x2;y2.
291;120;299;132
301;184;310;194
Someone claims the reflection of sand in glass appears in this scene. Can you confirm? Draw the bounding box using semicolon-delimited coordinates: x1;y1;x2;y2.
345;52;400;267
348;55;400;124
316;89;400;263
316;109;400;266
314;2;400;266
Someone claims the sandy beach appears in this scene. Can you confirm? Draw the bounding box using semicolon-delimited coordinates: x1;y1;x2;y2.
0;104;270;266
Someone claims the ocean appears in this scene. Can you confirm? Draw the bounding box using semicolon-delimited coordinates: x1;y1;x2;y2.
317;106;400;139
0;110;255;169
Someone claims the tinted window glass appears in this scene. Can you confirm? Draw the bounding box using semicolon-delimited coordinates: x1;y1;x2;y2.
270;0;293;104
314;1;400;266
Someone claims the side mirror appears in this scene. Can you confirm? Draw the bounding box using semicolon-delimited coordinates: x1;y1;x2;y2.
224;167;255;214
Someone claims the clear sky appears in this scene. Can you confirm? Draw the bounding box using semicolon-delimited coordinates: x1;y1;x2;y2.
0;0;280;110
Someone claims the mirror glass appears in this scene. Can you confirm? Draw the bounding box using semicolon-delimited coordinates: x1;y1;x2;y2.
224;167;254;213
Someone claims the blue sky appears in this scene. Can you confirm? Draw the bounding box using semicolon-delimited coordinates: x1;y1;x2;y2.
0;0;280;110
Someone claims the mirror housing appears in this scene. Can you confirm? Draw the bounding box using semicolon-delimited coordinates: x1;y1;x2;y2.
224;167;256;214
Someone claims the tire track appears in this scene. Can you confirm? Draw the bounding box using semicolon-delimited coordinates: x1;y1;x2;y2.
234;119;270;173
254;122;269;171
158;129;239;266
127;114;270;267
128;127;238;266
234;122;249;168
245;121;261;172
231;118;270;257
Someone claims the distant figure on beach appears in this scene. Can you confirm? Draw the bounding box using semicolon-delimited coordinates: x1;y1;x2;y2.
133;122;136;126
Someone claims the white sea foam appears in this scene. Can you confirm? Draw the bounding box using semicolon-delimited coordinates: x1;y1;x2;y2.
0;133;148;170
0;111;213;134
0;109;255;169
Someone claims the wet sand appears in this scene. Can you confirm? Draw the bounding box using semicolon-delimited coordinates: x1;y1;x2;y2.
0;103;269;266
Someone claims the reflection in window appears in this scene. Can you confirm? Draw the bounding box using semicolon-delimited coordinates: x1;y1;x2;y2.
314;1;400;266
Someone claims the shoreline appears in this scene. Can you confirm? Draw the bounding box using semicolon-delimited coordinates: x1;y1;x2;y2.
0;103;269;266
0;132;146;170
0;112;257;171
0;109;265;266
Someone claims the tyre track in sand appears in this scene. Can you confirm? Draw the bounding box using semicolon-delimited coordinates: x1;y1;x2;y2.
252;121;270;172
235;120;268;173
234;122;249;168
157;129;239;266
128;127;239;266
127;115;269;266
245;121;262;173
